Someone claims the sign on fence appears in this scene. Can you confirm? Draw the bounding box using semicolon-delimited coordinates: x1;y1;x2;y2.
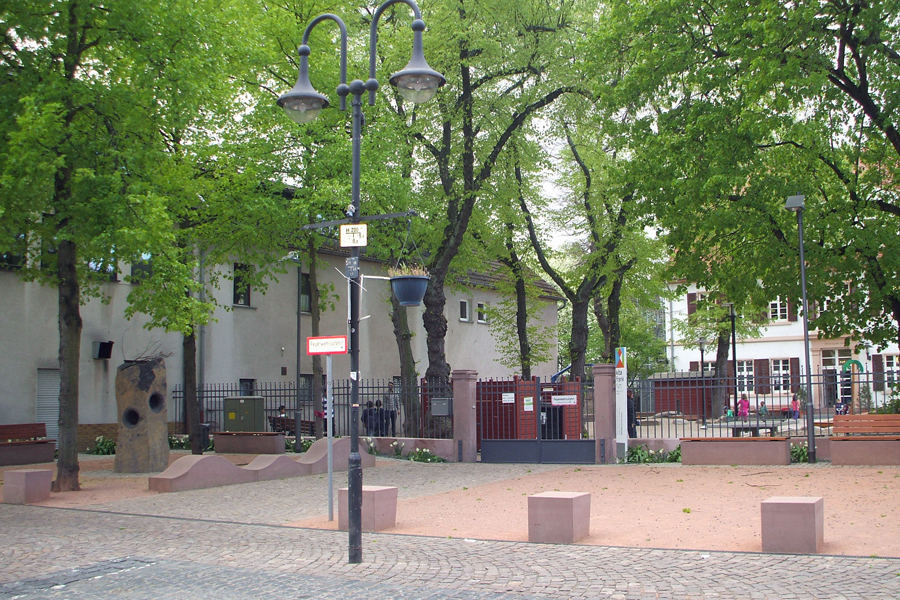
551;394;577;406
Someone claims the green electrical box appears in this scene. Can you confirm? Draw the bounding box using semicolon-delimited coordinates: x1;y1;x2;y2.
223;396;266;432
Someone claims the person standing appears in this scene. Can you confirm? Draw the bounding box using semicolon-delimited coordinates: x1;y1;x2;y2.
383;382;401;437
738;394;750;420
626;389;638;438
791;395;800;420
361;401;377;436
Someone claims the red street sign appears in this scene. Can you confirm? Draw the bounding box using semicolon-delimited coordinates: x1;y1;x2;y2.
306;335;348;355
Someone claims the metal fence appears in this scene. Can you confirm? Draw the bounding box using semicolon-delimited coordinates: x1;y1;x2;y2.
171;377;454;439
632;368;898;440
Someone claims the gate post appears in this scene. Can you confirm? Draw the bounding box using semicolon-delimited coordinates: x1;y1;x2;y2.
593;364;616;464
452;370;478;463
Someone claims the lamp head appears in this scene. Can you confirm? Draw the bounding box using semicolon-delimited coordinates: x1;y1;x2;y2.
389;19;445;104
785;194;805;213
277;45;329;124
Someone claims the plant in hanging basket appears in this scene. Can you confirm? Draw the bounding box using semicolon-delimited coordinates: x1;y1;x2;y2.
388;264;430;307
388;264;429;277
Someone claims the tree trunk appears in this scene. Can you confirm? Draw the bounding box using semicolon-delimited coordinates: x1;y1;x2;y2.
183;329;202;454
569;297;591;381
53;239;81;492
390;291;419;436
423;277;450;380
593;295;611;363
513;266;532;380
712;330;731;419
606;274;624;357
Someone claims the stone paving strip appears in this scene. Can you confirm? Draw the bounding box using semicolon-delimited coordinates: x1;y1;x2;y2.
1;460;899;599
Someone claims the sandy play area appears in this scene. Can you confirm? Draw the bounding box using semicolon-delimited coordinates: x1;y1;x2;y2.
4;454;899;557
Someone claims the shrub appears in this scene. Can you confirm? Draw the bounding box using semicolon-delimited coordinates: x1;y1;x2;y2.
390;440;405;457
625;444;681;464
88;435;116;455
407;448;447;463
790;442;809;463
168;435;190;450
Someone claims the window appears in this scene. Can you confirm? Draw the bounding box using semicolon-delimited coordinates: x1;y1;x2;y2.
130;254;152;284
736;360;754;393
233;263;252;306
822;348;853;403
459;299;471;322
300;272;312;313
239;378;256;396
771;359;791;392
701;361;716;374
477;302;488;324
769;297;788;321
886;356;899;387
0;234;25;270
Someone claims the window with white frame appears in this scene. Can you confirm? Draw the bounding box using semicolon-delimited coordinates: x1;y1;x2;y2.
736;360;754;392
771;359;791;391
701;361;716;374
233;263;252;306
769;297;788;321
459;299;471;322
884;355;898;386
477;302;488;324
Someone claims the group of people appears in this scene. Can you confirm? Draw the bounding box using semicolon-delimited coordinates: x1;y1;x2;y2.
361;382;401;437
724;394;802;419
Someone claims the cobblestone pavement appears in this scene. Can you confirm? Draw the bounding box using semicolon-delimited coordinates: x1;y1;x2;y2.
2;460;899;599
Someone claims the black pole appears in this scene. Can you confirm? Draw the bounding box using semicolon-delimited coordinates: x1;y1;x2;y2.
796;208;817;463
730;308;738;413
700;341;706;427
347;83;365;563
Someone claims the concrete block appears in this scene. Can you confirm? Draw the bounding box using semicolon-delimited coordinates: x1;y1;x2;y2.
761;496;824;553
3;469;52;504
681;438;791;465
212;433;285;455
528;491;591;544
338;485;399;532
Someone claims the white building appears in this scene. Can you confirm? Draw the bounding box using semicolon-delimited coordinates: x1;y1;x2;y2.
0;250;560;446
663;283;900;411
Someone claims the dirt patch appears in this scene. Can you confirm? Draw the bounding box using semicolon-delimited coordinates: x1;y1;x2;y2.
290;463;900;557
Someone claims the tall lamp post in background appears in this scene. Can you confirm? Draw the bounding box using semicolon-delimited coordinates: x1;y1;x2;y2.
785;194;817;464
723;302;738;413
278;0;444;563
698;336;707;427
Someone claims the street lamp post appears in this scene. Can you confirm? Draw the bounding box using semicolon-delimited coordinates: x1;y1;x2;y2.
699;336;707;427
785;194;817;463
278;1;444;564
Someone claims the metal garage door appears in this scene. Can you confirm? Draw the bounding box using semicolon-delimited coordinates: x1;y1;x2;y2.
36;368;60;448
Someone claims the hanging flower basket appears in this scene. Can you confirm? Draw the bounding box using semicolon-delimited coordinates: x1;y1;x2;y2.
390;275;429;306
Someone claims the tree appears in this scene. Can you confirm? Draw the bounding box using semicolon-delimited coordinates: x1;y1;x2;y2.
369;0;589;380
0;0;235;489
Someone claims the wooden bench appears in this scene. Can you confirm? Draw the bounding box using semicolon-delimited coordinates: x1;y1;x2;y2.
830;414;900;465
728;420;781;437
268;416;319;437
0;423;56;466
680;437;791;465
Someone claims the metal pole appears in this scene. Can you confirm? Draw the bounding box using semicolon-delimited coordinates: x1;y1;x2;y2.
730;307;738;413
699;341;706;427
327;354;334;521
347;83;364;564
796;208;817;463
297;265;303;419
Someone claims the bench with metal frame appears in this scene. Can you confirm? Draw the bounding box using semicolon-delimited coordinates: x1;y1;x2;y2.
830;414;900;465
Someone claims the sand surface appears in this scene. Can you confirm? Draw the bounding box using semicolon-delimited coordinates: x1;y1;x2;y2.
4;455;899;557
291;462;900;557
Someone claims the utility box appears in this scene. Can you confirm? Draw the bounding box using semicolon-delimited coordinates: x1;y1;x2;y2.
431;397;452;417
223;396;266;432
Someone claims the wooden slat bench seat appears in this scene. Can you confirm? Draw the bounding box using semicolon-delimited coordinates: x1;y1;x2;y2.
0;423;56;466
268;416;318;437
679;436;791;465
830;414;900;465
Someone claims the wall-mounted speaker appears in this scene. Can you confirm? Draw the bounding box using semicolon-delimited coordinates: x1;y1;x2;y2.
92;341;114;360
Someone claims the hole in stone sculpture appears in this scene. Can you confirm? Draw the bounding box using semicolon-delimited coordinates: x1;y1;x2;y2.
149;393;165;413
123;408;140;428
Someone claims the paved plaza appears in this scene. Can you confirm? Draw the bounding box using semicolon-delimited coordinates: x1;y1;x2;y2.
2;459;899;599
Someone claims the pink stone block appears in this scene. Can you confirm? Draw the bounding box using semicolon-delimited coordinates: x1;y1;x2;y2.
3;469;52;504
761;496;824;553
338;485;399;532
148;455;255;493
528;491;591;544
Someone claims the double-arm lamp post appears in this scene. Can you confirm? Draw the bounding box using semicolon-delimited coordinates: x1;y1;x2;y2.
785;194;816;464
277;0;444;564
